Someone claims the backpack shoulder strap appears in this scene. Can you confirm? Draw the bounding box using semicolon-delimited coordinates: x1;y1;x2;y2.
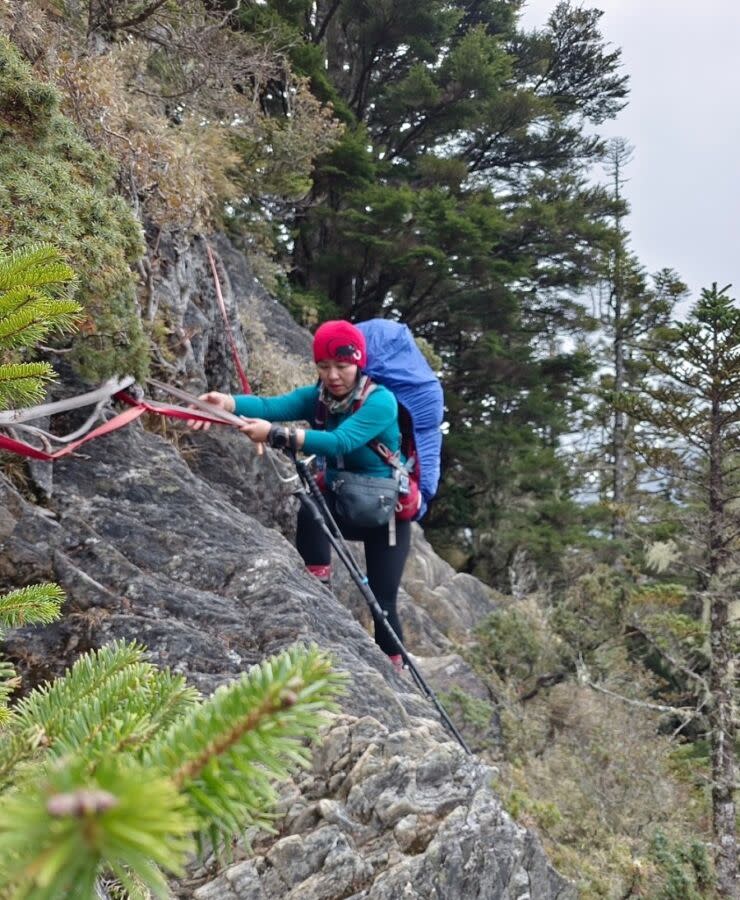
314;384;327;431
368;439;415;474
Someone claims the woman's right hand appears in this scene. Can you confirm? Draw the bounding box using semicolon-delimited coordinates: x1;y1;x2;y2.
187;391;235;431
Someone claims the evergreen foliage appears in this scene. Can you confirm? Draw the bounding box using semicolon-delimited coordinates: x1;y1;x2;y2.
0;642;343;898
454;285;739;897
0;584;65;633
585;138;689;540
649;831;713;900
0;242;75;732
17;1;342;293
622;284;739;897
0;244;79;408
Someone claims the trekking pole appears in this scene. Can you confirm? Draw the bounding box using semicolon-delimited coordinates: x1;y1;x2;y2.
289;452;472;755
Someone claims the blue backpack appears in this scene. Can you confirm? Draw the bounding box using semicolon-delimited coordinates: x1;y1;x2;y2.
357;319;444;520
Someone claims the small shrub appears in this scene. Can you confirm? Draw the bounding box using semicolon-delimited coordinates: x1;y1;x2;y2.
438;686;498;752
470;598;566;686
648;831;714;900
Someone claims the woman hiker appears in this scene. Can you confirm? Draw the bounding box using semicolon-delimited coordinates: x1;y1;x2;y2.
190;320;410;672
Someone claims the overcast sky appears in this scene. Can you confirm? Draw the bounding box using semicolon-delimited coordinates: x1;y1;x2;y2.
520;0;740;305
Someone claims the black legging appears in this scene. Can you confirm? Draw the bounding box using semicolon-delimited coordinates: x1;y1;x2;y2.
296;499;411;656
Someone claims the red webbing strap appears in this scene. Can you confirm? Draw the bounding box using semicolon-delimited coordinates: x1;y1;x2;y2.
205;241;252;395
117;393;246;432
115;392;231;425
0;393;237;462
0;405;147;461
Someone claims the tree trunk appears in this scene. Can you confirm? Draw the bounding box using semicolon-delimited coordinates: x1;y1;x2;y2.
708;590;738;898
707;364;738;898
612;306;626;539
606;139;630;541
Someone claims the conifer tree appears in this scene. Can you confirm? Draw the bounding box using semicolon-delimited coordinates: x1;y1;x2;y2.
603;138;632;540
625;284;739;897
234;0;629;581
589;259;687;532
0;246;344;898
581;140;686;550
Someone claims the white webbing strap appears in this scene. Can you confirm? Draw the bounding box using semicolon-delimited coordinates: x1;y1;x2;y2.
0;376;135;425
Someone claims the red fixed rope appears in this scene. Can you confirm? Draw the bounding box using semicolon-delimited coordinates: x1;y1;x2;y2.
0;394;236;462
0;405;147;461
205;241;252;395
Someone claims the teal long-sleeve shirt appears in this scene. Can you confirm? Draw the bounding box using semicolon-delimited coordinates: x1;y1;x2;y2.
233;384;400;480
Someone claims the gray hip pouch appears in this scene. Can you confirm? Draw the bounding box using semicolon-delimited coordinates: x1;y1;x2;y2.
330;471;399;528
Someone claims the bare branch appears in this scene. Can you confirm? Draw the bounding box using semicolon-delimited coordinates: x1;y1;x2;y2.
626;619;710;697
581;676;697;718
106;0;171;32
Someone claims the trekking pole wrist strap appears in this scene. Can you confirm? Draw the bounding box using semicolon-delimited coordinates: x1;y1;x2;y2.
268;425;299;452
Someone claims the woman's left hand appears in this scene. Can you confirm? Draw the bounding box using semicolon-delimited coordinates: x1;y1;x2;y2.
238;418;272;443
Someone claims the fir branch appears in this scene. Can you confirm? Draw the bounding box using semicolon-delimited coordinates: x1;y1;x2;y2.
0;661;20;726
120;670;201;750
0;643;155;781
0;243;80;411
0;363;56;410
0;244;74;294
0;286;43;318
0;287;81;334
0;362;55;386
0;585;64;634
147;644;345;849
11;642;152;738
0;761;194;899
0;646;342;895
50;670;200;765
0;299;81;349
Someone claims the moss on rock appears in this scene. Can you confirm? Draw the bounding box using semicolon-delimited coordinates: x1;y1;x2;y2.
0;34;148;381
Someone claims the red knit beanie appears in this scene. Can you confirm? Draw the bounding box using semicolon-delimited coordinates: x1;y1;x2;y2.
312;320;367;367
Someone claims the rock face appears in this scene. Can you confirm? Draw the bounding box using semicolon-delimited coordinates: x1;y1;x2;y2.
0;234;574;899
190;715;572;900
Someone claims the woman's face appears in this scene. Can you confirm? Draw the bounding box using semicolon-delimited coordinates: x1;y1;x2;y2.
316;360;359;398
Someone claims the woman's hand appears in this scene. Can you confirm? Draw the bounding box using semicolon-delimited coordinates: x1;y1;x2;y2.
239;420;305;452
187;391;234;431
238;417;272;443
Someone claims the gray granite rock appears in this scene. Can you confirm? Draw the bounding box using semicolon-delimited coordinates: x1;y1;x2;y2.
187;715;573;900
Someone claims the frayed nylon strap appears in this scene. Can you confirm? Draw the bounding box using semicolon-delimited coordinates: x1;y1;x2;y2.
0;387;240;462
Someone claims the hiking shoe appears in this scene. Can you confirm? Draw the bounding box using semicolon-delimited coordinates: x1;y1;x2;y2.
388;653;404;673
306;564;332;586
